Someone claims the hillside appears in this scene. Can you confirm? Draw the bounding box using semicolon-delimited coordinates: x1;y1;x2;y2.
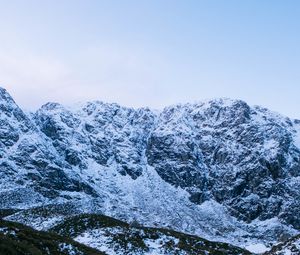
0;219;104;255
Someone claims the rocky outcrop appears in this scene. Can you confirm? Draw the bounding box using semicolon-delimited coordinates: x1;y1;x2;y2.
146;99;300;228
0;88;96;206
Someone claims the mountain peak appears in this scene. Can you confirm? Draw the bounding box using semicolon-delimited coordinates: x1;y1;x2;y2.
0;86;17;106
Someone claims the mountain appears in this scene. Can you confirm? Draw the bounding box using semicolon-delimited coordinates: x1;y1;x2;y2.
1;87;300;252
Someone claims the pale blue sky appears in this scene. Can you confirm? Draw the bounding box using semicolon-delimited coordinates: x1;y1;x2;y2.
0;0;299;118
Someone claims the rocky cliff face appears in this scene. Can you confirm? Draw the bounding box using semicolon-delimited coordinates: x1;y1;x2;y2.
34;101;156;179
1;87;300;248
0;88;96;208
147;100;300;228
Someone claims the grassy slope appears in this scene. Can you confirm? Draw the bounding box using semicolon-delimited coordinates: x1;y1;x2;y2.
50;213;252;255
0;219;106;255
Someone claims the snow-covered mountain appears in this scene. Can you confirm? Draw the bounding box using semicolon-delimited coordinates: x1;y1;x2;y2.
1;86;300;251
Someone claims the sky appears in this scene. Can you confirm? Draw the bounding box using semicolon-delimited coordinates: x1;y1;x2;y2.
0;0;299;118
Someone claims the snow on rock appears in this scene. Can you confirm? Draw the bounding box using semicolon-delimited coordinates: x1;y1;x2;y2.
59;243;84;255
265;235;300;255
1;87;300;249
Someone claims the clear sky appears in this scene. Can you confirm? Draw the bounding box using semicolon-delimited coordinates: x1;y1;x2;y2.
0;0;299;118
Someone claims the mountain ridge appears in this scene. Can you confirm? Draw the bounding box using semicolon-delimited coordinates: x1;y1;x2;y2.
1;86;300;252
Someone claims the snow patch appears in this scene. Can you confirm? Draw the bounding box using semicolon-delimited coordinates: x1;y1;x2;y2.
245;243;269;254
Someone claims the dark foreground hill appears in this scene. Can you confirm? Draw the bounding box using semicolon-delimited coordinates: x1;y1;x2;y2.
0;219;104;255
0;214;251;255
